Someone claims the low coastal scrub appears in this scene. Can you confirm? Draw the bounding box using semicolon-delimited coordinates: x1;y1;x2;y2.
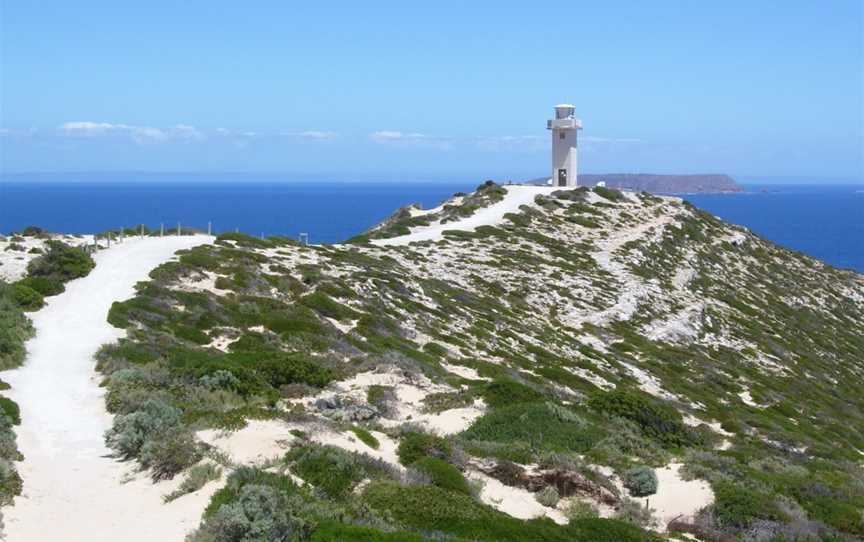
0;281;35;369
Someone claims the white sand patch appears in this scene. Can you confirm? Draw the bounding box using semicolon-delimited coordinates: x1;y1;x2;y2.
175;271;229;295
650;463;714;529
371;186;556;246
738;390;762;407
326;317;358;334
621;363;676;400
197;419;296;465
440;362;487;381
467;470;567;524
206;333;238;352
1;235;214;542
562;365;614;390
411;400;485;435
312;428;402;470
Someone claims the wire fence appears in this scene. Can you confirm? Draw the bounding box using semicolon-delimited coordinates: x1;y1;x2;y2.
85;222;312;251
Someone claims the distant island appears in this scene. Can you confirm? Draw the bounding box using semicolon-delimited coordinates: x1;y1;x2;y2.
528;174;744;193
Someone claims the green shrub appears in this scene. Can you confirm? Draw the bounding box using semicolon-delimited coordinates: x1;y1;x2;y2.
27;240;94;281
397;431;452;465
16;276;64;296
104;398;183;459
309;522;428;541
190;484;311;542
462;402;605;455
348;427;379;450
174;325;210;345
623;466;658;497
482;378;544;408
587;389;697;447
139;427;202;481
535;485;560;507
364;482;641;542
563;499;599;521
0;282;35;370
163;463;222;502
0;398;20;426
567;517;662;541
285;444;369;499
593;186;624;201
11;283;43;311
168;348;334;399
712;481;785;529
299;291;360;321
0;458;23;506
615;498;656;528
412;456;471;495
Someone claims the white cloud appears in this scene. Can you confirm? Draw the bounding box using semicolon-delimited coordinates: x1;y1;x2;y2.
370;130;452;150
58;121;204;144
281;130;339;141
475;135;547;153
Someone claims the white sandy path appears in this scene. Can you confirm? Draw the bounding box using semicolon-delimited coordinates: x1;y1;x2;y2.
371;186;556;246
2;235;213;542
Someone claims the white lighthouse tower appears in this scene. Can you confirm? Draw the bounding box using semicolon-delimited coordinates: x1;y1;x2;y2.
547;104;582;187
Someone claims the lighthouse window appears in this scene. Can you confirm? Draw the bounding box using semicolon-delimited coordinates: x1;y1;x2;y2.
559;132;565;140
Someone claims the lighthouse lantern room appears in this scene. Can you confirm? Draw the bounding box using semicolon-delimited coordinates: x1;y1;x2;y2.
547;104;582;187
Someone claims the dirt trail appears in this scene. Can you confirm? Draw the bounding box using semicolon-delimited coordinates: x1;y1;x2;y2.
2;236;213;542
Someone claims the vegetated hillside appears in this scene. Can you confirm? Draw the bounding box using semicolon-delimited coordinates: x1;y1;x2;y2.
98;184;863;542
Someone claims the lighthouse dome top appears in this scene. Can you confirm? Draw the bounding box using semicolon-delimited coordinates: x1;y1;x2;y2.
555;103;575;109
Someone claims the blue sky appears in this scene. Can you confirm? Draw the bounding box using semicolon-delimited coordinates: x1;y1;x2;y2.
1;1;861;182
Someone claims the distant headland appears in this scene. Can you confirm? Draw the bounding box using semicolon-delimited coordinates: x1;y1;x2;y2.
528;173;744;193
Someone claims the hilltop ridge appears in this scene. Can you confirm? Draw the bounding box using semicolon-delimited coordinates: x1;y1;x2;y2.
2;183;862;542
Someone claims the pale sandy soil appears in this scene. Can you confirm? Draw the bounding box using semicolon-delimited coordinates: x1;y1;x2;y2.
1;235;213;542
650;463;714;528
371;186;556;246
468;470;567;524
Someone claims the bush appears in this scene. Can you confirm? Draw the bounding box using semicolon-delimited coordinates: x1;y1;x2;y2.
190;484;311;542
27;240;94;282
615;498;656;528
593;186;624;202
16;276;64;296
535;486;560;507
139;428;202;481
461;402;605;455
309;522;427;541
0;282;35;370
397;431;452;465
712;481;785;529
563;499;599;521
164;463;222;502
482;378;544;408
0;398;20;426
104;398;183;459
623;466;657;497
11;283;43;311
587;389;697;448
348;427;379;450
412;457;471;495
285;444;369;499
567;518;662;541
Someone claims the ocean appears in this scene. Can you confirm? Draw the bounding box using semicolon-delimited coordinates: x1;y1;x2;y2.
0;179;861;273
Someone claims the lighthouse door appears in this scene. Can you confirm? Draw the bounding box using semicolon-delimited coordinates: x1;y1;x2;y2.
557;169;567;186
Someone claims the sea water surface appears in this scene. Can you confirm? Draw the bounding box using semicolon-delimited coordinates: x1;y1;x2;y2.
1;179;861;272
